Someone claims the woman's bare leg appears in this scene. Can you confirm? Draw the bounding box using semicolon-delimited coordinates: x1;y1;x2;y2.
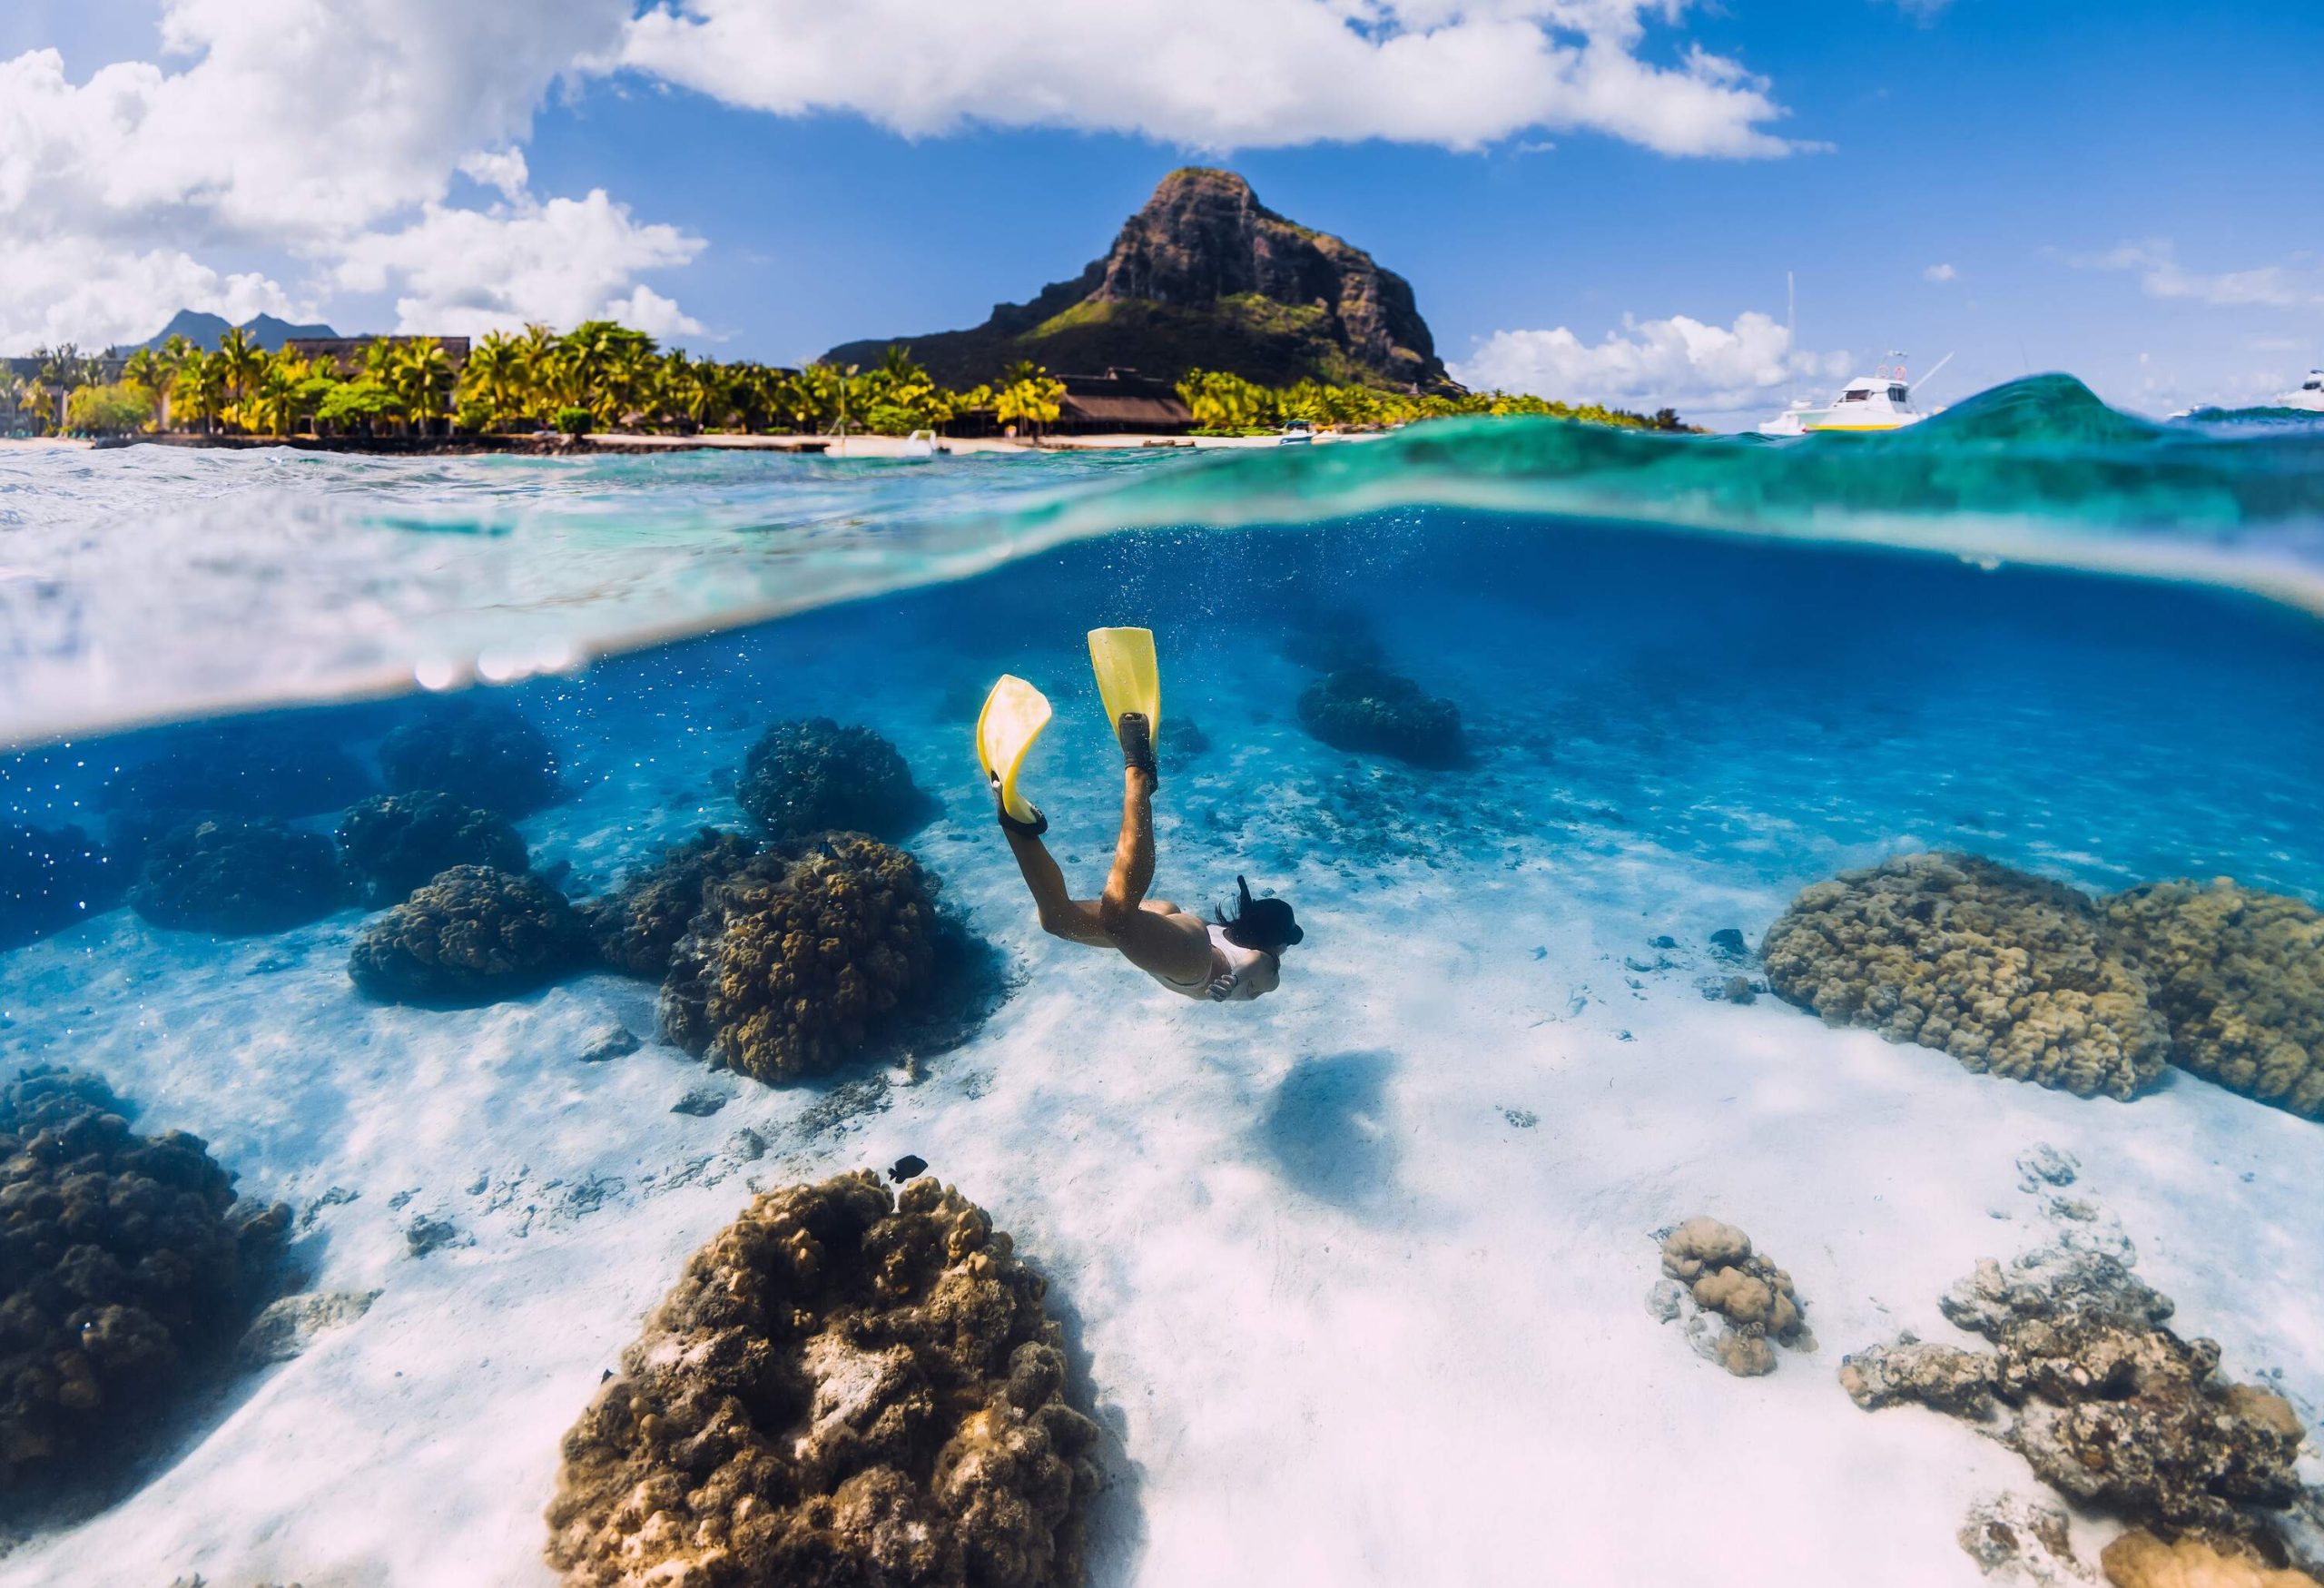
1002;825;1108;946
1097;719;1213;984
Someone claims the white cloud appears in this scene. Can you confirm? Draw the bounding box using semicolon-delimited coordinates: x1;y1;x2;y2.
615;0;1801;157
2;0;1807;352
1451;310;1849;417
0;236;306;352
0;2;696;351
333;192;705;338
2070;241;2324;311
458;148;532;202
1924;261;1956;282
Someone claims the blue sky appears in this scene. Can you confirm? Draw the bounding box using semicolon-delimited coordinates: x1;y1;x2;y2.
5;2;2319;420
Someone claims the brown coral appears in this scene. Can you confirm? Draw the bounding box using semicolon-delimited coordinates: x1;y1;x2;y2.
544;1171;1101;1588
347;864;586;1005
736;719;934;843
1648;1218;1813;1378
1840;1238;2309;1563
577;828;761;978
2102;1531;2322;1588
0;1067;289;1487
659;834;940;1084
1763;852;2171;1099
2101;879;2324;1119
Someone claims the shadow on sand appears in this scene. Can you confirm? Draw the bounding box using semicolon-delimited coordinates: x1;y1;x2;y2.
1257;1048;1401;1210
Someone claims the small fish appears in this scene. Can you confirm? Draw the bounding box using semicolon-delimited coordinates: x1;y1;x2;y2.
888;1154;928;1184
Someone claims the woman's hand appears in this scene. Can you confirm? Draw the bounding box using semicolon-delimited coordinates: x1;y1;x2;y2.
1206;971;1239;1001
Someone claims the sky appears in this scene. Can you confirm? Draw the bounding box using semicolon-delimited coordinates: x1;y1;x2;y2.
3;1;2319;425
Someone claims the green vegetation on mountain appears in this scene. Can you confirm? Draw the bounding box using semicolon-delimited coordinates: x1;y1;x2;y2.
828;168;1457;392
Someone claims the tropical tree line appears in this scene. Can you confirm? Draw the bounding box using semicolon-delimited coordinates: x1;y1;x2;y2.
1177;369;1687;433
14;325;1073;441
12;323;1682;442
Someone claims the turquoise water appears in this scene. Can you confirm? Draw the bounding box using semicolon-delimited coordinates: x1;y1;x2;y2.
2;379;2321;1584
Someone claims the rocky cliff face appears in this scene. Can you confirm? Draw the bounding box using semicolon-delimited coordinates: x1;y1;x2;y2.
825;168;1450;391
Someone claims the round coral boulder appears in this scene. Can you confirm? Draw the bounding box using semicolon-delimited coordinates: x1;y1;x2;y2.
2102;878;2324;1119
337;791;528;906
545;1171;1101;1588
735;718;933;842
129;817;350;936
660;834;938;1083
1762;852;2171;1100
348;864;586;1005
1296;665;1470;768
0;1067;290;1488
576;827;761;978
379;704;560;816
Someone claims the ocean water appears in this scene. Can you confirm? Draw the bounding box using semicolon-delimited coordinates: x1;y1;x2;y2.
2;379;2321;1585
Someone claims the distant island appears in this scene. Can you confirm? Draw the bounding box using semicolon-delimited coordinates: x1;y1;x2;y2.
5;168;1686;447
828;167;1453;393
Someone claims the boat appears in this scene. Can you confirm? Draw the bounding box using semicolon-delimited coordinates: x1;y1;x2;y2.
1278;419;1315;446
2272;370;2324;412
1758;353;1946;436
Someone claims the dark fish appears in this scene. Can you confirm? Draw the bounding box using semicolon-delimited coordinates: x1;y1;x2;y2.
888;1154;928;1184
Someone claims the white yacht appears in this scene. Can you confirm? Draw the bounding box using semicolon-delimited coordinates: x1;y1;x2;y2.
2272;370;2324;412
1758;355;1938;436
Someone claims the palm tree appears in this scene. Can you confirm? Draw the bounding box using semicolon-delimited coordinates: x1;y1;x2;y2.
172;349;225;434
121;348;167;429
995;360;1064;439
249;353;304;437
459;331;522;432
217;326;265;431
388;340;458;437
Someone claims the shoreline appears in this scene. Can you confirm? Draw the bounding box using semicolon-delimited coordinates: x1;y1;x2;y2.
53;429;1351;459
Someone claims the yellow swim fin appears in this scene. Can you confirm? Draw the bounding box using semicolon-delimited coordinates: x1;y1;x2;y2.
976;675;1052;831
1087;626;1160;740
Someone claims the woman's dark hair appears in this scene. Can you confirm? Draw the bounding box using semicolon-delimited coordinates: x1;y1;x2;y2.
1217;874;1303;953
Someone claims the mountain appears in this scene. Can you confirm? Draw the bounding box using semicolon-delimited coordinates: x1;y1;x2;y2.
826;168;1452;392
123;310;340;354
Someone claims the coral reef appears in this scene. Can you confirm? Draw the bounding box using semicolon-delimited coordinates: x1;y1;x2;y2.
129;818;349;936
544;1171;1101;1588
735;719;933;843
660;835;945;1084
0;1066;289;1487
1296;665;1470;768
1956;1492;2093;1586
378;704;561;816
1647;1218;1813;1376
1762;852;2171;1099
1839;1233;2309;1563
335;791;528;906
2102;1532;2321;1588
347;864;586;1005
1;823;123;951
2102;879;2324;1120
577;828;761;977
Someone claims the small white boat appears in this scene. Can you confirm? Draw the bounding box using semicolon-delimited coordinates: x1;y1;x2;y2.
1759;354;1941;436
2272;370;2324;412
1758;399;1816;438
1278;419;1315;446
